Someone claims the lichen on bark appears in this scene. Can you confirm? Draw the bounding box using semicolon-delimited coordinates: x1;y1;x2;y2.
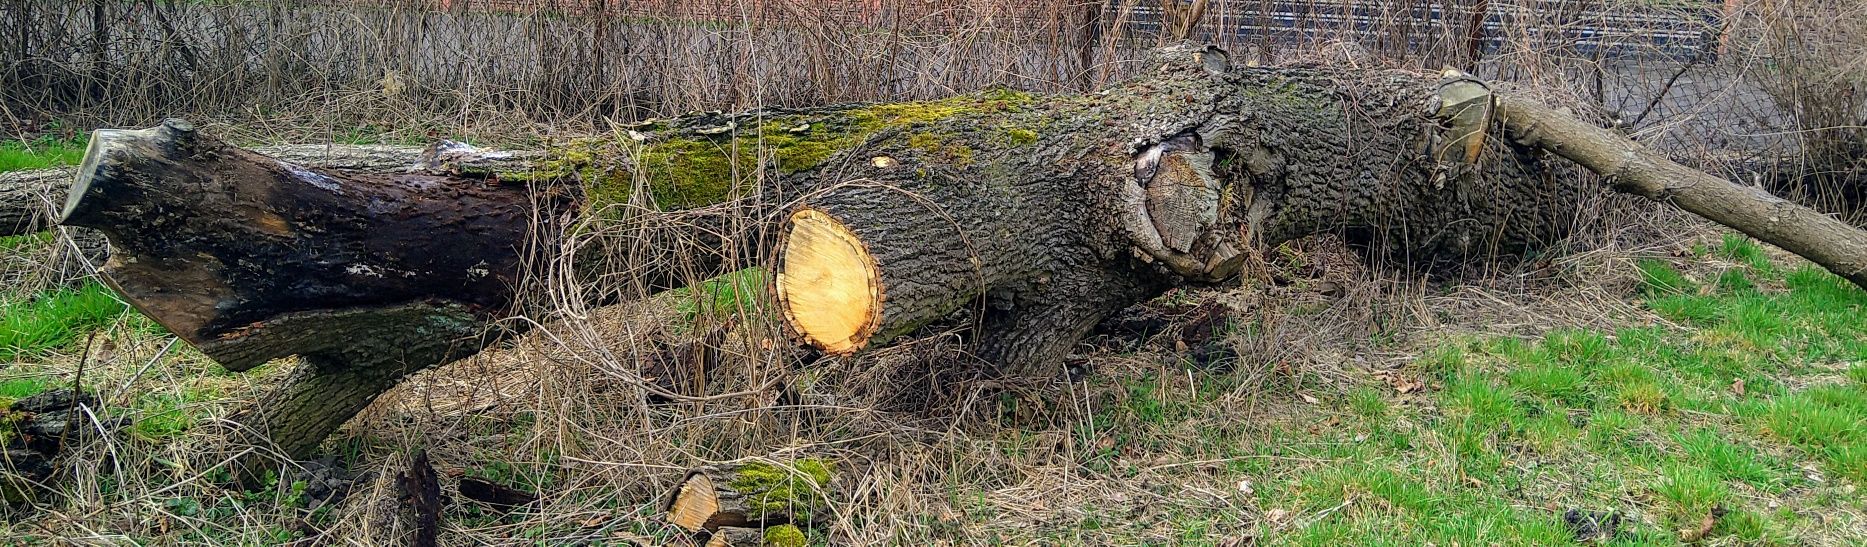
510;89;1042;217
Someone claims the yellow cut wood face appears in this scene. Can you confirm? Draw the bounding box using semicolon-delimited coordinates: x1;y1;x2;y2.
776;209;882;354
667;473;719;531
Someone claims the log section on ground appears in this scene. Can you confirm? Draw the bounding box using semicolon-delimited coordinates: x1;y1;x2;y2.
664;460;832;532
55;45;1867;462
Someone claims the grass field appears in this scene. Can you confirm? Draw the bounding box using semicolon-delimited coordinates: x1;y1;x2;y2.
1053;235;1865;545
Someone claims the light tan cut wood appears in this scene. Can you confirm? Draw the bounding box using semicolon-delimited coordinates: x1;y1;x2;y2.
667;472;723;531
775;209;882;354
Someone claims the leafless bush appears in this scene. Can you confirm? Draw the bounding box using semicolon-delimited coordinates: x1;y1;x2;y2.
1;1;1736;142
1733;0;1867;213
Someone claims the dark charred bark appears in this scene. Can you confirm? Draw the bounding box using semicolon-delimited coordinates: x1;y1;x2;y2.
3;142;531;237
58;123;561;466
396;449;442;547
58;120;558;370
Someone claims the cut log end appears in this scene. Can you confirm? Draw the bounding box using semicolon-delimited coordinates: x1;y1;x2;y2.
775;209;882;354
62;120;195;228
667;472;726;531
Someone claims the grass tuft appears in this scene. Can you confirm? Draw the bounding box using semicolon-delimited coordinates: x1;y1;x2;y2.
1;283;128;361
0;137;87;172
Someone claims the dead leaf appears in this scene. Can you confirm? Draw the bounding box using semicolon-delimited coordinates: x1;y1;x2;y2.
1678;509;1718;542
1265;508;1291;523
1236;479;1255;495
1300;393;1320;404
1731;378;1746;396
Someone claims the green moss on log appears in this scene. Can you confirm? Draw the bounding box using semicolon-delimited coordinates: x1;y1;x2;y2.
727;458;833;522
762;524;807;547
1005;128;1039;147
511;89;1039;217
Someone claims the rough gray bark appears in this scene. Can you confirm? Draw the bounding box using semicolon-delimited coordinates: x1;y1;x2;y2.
773;47;1589;375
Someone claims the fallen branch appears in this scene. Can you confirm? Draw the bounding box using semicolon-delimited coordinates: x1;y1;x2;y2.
1496;91;1867;288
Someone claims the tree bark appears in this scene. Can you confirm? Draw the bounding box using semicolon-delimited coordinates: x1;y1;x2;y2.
59;120;556;370
57;123;563;465
3;142;492;237
773;48;1587;375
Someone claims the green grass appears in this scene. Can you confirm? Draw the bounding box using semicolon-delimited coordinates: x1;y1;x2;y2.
130;387;221;440
1045;235;1865;545
0;137;87;172
0;283;129;361
666;267;767;321
0;232;56;254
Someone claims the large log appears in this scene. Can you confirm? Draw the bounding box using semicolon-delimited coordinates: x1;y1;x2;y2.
772;49;1586;375
53;44;1867;463
56;122;559;463
59;120;554;370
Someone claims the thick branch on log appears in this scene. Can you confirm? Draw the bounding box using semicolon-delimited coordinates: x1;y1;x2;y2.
1495;92;1867;289
3;141;532;237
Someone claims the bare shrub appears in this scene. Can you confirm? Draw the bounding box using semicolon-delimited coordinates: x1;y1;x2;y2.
1737;0;1867;212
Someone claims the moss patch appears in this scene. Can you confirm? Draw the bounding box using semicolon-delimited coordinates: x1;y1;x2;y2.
762;524;807;547
1004;128;1039;147
522;90;1040;217
728;459;834;522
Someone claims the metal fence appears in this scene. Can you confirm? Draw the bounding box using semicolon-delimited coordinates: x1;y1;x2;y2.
1124;0;1724;60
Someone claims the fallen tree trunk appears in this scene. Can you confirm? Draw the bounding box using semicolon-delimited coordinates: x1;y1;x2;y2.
770;52;1587;374
54;45;1867;463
